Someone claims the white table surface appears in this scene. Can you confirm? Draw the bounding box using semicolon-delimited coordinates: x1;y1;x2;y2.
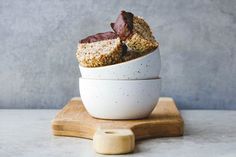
0;110;236;157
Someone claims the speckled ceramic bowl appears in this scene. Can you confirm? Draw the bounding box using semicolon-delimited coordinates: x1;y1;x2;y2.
79;77;161;119
79;48;161;80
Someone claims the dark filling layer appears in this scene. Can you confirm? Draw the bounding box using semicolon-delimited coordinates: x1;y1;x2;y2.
111;10;134;40
80;31;118;43
121;43;128;56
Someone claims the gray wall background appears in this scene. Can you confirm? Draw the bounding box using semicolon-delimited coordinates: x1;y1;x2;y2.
1;0;236;109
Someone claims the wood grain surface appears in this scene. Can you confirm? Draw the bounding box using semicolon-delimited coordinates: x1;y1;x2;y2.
52;97;184;140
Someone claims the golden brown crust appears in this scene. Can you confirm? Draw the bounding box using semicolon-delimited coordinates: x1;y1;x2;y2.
126;33;158;54
125;16;159;53
76;38;123;67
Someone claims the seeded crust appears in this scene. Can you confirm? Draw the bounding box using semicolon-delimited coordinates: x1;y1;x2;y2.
125;16;159;54
76;38;122;67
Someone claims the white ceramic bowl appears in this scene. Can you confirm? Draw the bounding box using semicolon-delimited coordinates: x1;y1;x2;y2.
79;78;161;119
79;48;161;80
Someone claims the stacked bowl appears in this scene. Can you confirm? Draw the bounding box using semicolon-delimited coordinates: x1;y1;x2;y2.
79;48;161;120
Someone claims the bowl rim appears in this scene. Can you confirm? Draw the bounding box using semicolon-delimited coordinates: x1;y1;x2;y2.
79;77;161;81
79;48;160;69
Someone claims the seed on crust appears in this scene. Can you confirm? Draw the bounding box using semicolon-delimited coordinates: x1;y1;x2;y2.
76;34;123;67
111;11;159;54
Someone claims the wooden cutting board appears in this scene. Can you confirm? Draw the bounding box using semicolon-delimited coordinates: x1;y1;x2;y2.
52;97;184;154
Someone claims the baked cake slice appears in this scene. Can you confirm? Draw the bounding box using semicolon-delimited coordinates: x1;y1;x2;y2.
76;32;123;67
111;11;158;54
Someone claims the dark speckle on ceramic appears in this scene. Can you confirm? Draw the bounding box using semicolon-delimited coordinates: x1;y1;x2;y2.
79;78;161;119
79;49;161;80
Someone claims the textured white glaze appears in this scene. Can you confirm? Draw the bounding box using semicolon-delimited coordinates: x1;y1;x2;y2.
79;48;161;80
79;78;161;119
